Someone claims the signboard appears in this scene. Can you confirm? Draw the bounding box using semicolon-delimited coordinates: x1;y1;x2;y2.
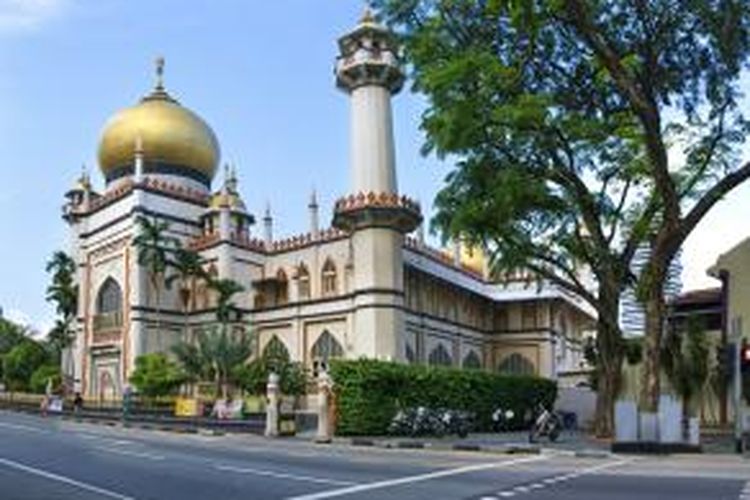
211;399;244;420
174;398;202;417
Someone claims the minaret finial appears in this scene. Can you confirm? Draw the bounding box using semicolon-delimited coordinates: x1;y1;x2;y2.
361;2;376;24
155;56;165;89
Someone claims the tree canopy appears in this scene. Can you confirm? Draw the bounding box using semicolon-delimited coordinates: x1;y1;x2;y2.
376;0;750;419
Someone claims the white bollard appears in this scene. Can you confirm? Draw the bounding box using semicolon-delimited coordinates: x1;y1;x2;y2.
265;372;280;438
316;370;333;443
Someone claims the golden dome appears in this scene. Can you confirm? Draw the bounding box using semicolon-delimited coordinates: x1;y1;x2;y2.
209;190;246;211
97;60;220;183
461;243;486;272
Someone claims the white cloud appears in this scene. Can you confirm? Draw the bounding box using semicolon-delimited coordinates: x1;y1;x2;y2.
0;0;66;33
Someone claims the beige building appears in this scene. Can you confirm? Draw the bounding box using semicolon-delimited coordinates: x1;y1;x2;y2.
62;13;595;400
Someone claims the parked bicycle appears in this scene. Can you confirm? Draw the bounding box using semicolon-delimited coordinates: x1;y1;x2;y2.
528;403;562;443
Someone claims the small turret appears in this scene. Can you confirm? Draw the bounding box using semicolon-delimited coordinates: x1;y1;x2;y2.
263;203;273;247
309;189;320;240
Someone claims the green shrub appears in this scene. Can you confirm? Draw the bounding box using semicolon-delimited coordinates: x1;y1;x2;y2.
30;365;61;394
235;359;307;397
329;359;557;436
129;353;186;398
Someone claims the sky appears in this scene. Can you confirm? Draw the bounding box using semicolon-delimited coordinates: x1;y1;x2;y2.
0;0;748;332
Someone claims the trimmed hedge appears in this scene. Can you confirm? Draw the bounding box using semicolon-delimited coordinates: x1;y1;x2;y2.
330;359;557;436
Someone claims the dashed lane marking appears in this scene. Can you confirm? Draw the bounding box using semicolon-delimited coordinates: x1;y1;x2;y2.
740;479;750;499
285;455;548;500
485;458;633;499
95;447;164;461
214;464;356;486
0;456;135;500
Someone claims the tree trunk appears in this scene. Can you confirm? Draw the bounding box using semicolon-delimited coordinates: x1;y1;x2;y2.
593;282;623;438
640;275;665;413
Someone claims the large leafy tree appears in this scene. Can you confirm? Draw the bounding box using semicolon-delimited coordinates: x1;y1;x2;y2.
0;317;28;382
3;339;49;392
378;0;750;421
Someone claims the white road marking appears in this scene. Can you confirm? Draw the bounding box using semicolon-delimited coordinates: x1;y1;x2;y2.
0;457;135;500
0;421;48;434
285;455;548;500
214;464;355;486
493;458;634;498
95;447;164;461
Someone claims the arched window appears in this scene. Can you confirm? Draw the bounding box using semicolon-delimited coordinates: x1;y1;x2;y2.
262;335;290;370
97;278;122;314
321;259;337;296
297;263;311;300
275;268;288;305
311;330;343;376
462;351;482;370
428;344;453;367
498;353;535;376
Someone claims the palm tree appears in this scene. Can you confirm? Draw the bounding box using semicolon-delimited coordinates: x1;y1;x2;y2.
661;316;710;441
46;251;77;325
166;247;206;340
197;327;254;398
45;251;78;391
133;216;178;335
171;277;252;398
171;340;213;394
209;278;245;326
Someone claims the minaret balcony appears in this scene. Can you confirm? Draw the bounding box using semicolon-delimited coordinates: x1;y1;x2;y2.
332;191;422;233
335;56;404;93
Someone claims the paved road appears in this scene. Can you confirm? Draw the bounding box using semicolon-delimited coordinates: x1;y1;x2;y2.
0;410;747;500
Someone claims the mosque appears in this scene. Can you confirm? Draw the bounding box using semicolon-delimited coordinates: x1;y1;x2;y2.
62;12;595;400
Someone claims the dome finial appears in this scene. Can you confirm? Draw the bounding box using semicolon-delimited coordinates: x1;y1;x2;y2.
155;56;165;90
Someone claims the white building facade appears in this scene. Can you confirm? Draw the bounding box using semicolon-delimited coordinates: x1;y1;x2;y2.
62;13;595;400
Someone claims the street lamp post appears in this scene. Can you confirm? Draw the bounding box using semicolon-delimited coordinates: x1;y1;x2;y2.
731;316;744;453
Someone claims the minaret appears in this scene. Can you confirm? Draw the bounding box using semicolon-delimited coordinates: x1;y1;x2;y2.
333;9;421;361
309;189;320;239
336;7;403;195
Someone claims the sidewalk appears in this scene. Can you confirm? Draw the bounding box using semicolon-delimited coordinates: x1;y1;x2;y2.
297;430;616;458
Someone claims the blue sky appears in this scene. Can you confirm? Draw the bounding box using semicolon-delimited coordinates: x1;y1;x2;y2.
0;0;748;331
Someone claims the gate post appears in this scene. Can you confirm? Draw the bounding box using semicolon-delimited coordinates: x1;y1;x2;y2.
316;370;333;443
265;372;279;438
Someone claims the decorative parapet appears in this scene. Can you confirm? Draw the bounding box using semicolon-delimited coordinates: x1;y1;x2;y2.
188;232;221;251
72;177;210;216
272;227;346;252
187;227;347;254
140;177;210;206
88;179;134;212
333;191;422;233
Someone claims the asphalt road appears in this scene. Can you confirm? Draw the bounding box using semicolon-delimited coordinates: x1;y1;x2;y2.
0;410;747;500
